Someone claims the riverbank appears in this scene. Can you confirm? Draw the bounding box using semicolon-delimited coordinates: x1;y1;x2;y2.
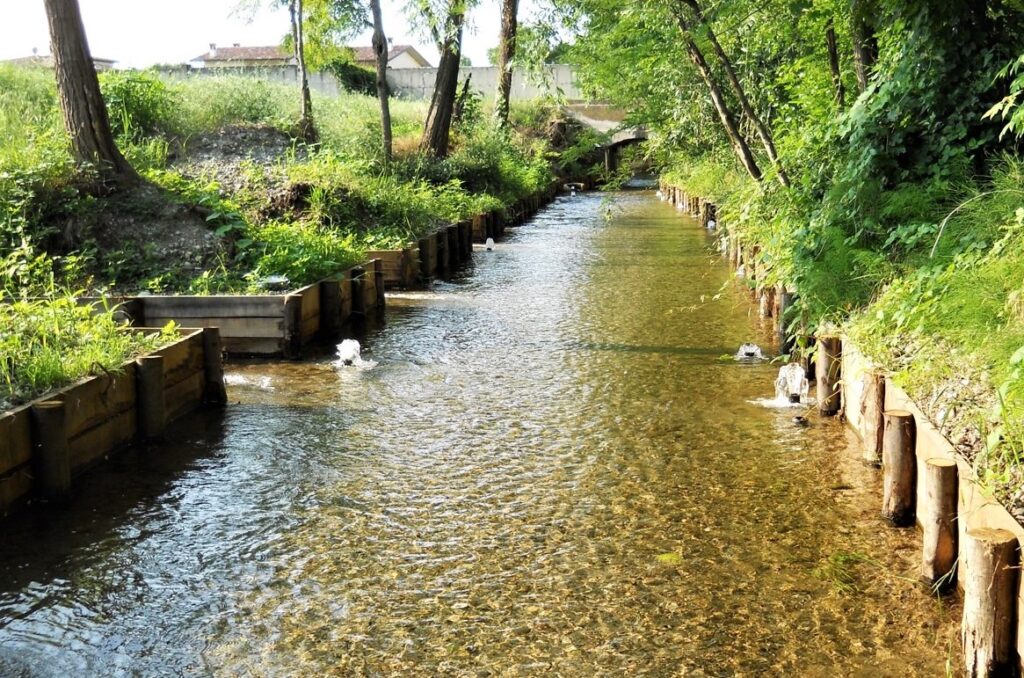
661;157;1024;519
0;67;599;297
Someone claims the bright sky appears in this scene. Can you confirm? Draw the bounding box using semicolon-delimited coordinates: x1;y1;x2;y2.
0;0;541;69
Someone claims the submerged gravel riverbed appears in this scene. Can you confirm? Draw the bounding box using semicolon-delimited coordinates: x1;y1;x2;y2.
0;192;958;675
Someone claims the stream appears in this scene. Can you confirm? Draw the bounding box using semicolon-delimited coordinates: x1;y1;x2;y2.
0;191;959;676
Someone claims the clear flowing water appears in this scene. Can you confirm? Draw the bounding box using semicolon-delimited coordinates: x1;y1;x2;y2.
0;192;959;676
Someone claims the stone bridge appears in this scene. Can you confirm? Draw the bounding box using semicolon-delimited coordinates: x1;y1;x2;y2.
563;103;648;172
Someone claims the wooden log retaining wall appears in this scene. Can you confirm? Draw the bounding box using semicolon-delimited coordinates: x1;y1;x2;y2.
845;341;1024;675
662;177;1024;674
116;261;385;359
0;328;224;516
372;183;560;289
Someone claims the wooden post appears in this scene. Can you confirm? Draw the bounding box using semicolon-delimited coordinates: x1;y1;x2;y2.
744;247;756;282
776;286;795;353
373;259;386;311
493;210;505;238
418;236;432;281
135;355;166;440
30;400;71;501
962;528;1019;677
456;221;466;259
350;265;366;317
758;287;774;319
860;372;886;466
816;336;842;416
201;327;227;406
283;294;303;359
921;458;958;590
320;278;342;338
447;226;459;267
881;410;916;526
404;246;419;287
436;230;449;277
472;213;486;242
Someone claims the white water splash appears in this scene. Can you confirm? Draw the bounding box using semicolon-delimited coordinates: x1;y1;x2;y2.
335;339;376;369
749;363;809;409
224;374;274;390
775;363;809;403
734;343;764;361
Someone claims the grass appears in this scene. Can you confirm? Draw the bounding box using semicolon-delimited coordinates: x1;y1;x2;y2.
0;294;177;411
0;65;580;402
0;66;565;295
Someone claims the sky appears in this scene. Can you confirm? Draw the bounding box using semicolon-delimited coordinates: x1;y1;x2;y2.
0;0;542;69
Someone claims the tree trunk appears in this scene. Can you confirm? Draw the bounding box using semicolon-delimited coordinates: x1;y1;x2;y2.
679;0;783;187
825;18;845;107
290;0;316;143
43;0;135;182
453;74;473;122
420;3;465;158
369;0;392;160
675;14;762;183
494;0;519;127
851;0;878;93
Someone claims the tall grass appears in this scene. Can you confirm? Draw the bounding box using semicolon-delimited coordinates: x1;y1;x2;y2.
0;67;557;295
0;296;175;410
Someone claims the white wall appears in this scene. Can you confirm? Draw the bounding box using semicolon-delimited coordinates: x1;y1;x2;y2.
388;52;425;69
387;64;581;101
161;63;582;102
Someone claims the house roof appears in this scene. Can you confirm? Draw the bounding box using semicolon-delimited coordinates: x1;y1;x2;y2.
192;45;292;63
191;43;431;67
350;44;431;67
3;54;116;68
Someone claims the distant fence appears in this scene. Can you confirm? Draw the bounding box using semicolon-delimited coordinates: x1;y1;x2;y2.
158;64;581;102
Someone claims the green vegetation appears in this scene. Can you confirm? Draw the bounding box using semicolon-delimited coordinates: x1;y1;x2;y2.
555;0;1024;501
0;66;563;296
0;295;176;411
0;64;596;408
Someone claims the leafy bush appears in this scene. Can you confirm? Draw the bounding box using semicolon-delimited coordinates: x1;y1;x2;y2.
99;70;175;142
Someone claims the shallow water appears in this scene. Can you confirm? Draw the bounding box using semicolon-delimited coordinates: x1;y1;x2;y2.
0;192;959;676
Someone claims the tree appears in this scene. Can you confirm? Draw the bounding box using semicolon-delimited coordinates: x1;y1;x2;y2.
420;0;468;157
677;0;786;186
674;8;762;182
43;0;135;183
494;0;519;127
369;0;392;159
243;0;322;140
289;0;317;142
302;0;393;155
825;17;845;107
850;0;878;93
